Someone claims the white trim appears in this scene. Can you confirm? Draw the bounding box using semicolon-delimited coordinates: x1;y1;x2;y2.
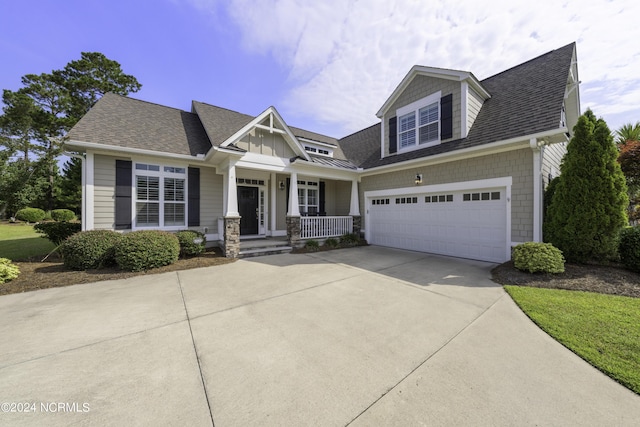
364;176;512;262
461;81;468;139
270;172;277;234
131;162;189;230
376;65;490;118
224;160;240;217
297;137;337;148
85;152;94;230
397;91;441;117
530;138;542;242
271;230;287;237
219;107;310;161
255;124;286;134
287;171;300;216
364;177;512;198
380;119;385;159
66;139;208;162
349;179;360;216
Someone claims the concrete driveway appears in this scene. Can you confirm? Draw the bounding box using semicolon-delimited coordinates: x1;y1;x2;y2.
1;246;638;426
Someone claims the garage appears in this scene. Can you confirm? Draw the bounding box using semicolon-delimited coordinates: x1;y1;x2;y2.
367;184;509;263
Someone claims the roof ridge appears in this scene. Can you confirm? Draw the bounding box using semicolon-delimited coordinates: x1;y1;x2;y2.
191;100;256;119
103;92;190;113
480;42;575;83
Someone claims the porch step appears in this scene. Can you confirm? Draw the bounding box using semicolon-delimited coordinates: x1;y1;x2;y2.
238;238;292;258
238;246;293;258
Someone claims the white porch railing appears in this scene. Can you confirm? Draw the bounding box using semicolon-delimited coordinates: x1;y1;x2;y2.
300;216;353;239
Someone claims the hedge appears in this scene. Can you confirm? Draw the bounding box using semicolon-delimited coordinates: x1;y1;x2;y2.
114;230;180;272
60;230;122;270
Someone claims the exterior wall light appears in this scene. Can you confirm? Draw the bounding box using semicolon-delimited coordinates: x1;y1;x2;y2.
279;181;285;191
415;174;423;185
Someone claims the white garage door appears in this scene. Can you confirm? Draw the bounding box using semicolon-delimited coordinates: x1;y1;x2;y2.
368;188;507;263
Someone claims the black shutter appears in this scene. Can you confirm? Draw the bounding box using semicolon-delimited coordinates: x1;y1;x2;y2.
188;167;200;227
440;94;453;140
115;160;132;230
319;181;326;216
388;116;397;154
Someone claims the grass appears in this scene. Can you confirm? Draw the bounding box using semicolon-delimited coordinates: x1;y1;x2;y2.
0;223;56;260
505;285;640;395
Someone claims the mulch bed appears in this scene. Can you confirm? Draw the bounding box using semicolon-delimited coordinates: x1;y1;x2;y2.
492;261;640;298
1;248;235;296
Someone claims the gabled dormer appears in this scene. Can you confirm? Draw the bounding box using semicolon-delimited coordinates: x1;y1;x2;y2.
376;66;490;158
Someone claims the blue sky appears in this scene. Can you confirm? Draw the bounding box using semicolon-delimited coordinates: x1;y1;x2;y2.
1;0;639;139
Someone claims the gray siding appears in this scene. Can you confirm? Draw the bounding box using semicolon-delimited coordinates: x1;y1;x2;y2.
191;166;222;235
360;148;534;242
94;154;117;229
383;76;461;157
467;87;484;132
276;173;288;230
334;181;351;215
236;129;295;158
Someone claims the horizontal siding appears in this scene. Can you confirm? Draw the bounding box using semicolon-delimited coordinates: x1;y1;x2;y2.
541;142;566;188
93;154;116;229
190;166;223;235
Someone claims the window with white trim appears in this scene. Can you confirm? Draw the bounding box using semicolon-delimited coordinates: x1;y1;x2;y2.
396;92;441;151
135;163;186;228
297;180;319;215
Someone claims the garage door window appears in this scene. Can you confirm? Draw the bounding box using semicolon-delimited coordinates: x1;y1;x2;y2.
425;194;453;203
395;197;418;204
463;192;501;201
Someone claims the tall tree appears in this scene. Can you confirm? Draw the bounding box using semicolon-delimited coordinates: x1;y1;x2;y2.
545;110;628;262
0;52;141;214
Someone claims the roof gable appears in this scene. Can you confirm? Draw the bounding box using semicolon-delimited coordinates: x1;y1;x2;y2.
67;93;211;156
376;66;489;118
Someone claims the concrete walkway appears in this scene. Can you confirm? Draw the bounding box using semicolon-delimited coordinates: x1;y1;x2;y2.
0;246;638;426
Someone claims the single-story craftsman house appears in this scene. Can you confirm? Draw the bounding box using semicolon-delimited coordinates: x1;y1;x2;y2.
66;42;580;263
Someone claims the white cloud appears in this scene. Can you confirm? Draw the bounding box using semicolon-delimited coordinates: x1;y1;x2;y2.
188;0;640;135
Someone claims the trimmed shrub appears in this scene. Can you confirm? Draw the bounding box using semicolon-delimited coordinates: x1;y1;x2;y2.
114;230;180;272
324;237;339;248
619;227;640;272
51;209;76;222
60;230;122;270
15;208;46;223
513;242;565;274
176;230;206;257
43;211;53;221
304;239;320;251
34;222;82;246
340;233;360;247
0;258;20;284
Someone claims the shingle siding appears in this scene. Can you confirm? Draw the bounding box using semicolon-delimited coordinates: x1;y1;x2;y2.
541;142;566;188
382;76;461;157
467;87;484;132
360;148;534;242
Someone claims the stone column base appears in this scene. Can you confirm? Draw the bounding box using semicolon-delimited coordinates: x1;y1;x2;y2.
352;215;362;237
223;216;241;258
286;216;301;247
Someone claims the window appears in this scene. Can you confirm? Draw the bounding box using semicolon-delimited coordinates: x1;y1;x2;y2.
463;192;501;202
395;197;418;204
135;163;186;228
298;180;319;215
396;92;441;151
372;198;390;205
425;194;453;203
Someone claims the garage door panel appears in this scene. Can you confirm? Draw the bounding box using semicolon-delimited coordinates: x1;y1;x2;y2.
369;189;507;263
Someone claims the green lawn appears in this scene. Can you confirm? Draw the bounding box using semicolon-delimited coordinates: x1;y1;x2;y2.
505;285;640;395
0;223;56;260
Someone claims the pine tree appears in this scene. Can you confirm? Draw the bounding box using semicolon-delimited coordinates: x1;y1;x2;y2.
545;110;628;262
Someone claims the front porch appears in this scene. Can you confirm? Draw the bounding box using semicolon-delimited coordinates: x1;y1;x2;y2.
220;164;361;257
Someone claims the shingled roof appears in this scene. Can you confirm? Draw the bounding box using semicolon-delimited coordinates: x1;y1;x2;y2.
338;42;575;169
67;93;211;156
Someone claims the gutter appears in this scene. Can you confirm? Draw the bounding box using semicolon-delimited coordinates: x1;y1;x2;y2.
360;127;569;177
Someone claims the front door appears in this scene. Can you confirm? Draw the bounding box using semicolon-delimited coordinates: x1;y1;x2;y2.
238;186;259;235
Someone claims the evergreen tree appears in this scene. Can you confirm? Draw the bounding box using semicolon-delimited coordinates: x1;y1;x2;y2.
545;110;628;262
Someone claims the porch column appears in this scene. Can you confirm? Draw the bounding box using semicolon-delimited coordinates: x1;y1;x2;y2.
287;172;300;216
349;179;361;236
223;160;240;258
270;172;277;235
287;171;301;247
348;179;360;216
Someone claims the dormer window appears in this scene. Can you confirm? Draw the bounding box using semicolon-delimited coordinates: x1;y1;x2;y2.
396;91;442;152
302;142;333;157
